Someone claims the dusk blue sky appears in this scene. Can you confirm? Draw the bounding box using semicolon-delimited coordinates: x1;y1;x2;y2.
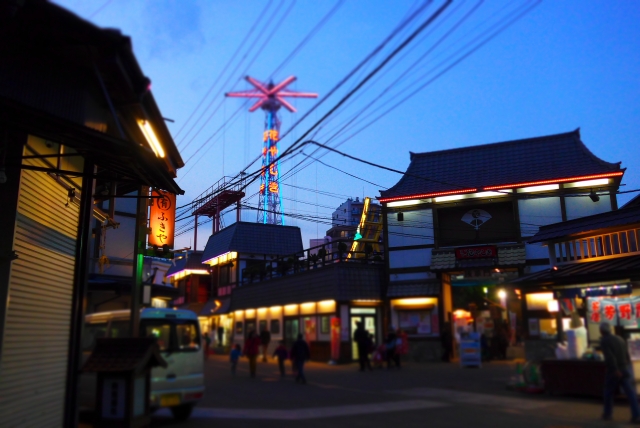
55;1;640;250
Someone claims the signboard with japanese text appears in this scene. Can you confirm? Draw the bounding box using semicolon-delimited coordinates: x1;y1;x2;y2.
455;245;497;259
587;296;640;327
148;189;176;249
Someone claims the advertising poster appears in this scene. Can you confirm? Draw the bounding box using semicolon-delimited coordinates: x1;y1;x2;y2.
304;317;317;342
330;317;341;361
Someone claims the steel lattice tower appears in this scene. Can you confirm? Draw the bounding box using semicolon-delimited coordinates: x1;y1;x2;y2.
227;76;317;225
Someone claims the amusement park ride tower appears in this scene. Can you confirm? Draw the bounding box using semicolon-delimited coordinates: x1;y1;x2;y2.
227;76;317;225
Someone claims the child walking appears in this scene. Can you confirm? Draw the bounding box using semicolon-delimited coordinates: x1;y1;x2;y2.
273;341;289;377
230;344;241;375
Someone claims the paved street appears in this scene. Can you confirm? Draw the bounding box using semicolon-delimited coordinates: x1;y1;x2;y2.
146;355;638;428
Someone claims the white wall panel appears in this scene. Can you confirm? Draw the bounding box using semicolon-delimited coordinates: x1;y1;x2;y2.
387;209;433;248
565;194;612;220
389;248;431;269
518;197;562;237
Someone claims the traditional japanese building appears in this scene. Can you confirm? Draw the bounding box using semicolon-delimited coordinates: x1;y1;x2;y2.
0;2;183;425
378;129;624;360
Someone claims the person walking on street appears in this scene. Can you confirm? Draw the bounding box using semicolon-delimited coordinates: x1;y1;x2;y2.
353;322;371;372
260;327;271;362
243;330;261;378
385;327;401;369
229;344;241;375
600;321;640;423
273;340;289;377
290;333;311;384
203;331;211;360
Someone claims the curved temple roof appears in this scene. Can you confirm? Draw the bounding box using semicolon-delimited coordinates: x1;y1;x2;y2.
379;129;622;202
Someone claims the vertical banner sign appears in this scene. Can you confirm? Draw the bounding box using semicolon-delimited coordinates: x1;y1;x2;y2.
148;189;176;249
601;299;618;325
330;317;341;362
588;298;601;323
633;297;640;327
617;300;635;327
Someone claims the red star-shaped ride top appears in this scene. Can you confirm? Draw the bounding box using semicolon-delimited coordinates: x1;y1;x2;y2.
226;76;317;113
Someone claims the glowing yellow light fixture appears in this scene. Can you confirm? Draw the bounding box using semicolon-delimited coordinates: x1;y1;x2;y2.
392;298;437;306
564;178;610;189
204;251;238;266
137;119;165;158
300;302;316;315
166;269;210;281
284;304;299;316
517;184;559;193
387;199;426;208
498;289;507;299
317;300;336;313
547;300;559;313
245;309;256;318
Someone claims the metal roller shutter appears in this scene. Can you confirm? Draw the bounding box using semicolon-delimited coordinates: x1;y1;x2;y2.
0;153;79;428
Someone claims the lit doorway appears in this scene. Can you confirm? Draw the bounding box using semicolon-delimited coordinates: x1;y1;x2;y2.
350;308;377;360
284;318;299;346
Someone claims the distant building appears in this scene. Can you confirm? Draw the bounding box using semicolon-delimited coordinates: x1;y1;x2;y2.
326;197;381;244
309;237;331;256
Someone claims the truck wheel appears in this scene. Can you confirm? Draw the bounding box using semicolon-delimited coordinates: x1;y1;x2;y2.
171;403;194;421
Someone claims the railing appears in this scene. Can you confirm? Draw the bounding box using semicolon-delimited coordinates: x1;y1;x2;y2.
240;238;384;285
552;227;640;264
190;175;247;215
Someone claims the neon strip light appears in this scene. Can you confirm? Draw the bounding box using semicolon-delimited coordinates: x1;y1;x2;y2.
348;197;370;258
379;188;477;203
483;172;623;190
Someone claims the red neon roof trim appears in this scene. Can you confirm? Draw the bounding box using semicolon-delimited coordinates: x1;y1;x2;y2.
482;172;624;191
379;188;477;203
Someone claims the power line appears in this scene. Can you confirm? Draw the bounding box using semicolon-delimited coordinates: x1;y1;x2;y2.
173;0;273;140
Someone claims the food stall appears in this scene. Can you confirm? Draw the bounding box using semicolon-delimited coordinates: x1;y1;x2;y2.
523;283;640;397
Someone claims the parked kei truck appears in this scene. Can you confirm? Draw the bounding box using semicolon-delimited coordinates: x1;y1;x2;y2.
80;308;205;420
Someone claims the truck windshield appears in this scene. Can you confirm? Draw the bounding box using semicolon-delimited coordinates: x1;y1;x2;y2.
140;319;201;353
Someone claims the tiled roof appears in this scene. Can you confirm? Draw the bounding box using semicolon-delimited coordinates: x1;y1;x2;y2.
527;204;640;244
166;251;206;277
514;254;640;286
230;263;383;310
430;245;526;270
623;194;640;208
202;222;303;262
387;280;440;297
380;130;622;200
82;338;166;373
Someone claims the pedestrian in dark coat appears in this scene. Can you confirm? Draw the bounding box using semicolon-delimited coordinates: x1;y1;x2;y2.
290;333;311;384
273;341;289;377
243;330;261;378
353;322;371;371
260;328;271;362
385;327;401;369
600;322;640;422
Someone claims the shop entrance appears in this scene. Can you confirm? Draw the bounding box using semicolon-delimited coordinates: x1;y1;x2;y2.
284;318;299;346
350;308;377;360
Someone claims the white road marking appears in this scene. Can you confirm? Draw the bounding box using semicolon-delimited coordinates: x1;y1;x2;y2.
388;387;554;410
156;399;448;420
